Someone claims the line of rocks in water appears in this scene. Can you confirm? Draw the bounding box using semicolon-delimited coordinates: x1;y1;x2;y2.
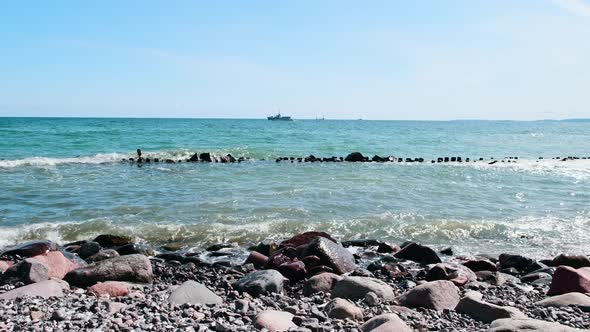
123;150;590;165
1;233;590;331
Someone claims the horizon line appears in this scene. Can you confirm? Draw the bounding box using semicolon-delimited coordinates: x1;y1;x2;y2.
1;115;589;122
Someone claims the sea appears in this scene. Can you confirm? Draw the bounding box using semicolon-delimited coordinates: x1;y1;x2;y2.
1;117;589;258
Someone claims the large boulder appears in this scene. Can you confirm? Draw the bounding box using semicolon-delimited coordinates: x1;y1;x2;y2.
88;281;129;297
426;263;476;286
233;270;285;297
456;291;527;323
0;258;48;285
360;313;412;332
303;272;342;296
1;240;57;258
168;280;223;305
394;242;441;265
302;237;356;274
345;152;366;162
30;251;77;279
395;280;460;311
0;279;69;300
254;310;296;332
547;266;590;296
279;231;337;248
331;276;395;301
64;254;153;287
552;254;590;269
487;318;582;332
536;292;590;311
325;298;363;320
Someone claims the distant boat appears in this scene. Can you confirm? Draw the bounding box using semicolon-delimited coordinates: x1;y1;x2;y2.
315;116;325;120
267;111;293;121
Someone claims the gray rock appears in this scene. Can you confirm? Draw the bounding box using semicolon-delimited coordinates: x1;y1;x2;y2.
303;272;342;296
456;291;527;323
487;318;583;331
325;298;363;320
331;276;395;301
302;237;356;275
395;280;460;311
0;258;49;285
0;279;69;300
254;310;296;332
426;263;476;285
360;313;412;332
233;270;285;297
64;254;153;287
168;280;222;305
536;292;590;312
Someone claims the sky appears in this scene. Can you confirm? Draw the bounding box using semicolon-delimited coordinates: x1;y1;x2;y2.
1;0;589;120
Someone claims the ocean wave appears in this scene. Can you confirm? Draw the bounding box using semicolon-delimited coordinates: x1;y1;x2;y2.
1;214;588;258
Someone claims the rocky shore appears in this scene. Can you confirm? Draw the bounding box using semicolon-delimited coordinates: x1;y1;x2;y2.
1;232;589;331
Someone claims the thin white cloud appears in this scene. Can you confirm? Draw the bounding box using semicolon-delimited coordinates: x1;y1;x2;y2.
552;0;590;17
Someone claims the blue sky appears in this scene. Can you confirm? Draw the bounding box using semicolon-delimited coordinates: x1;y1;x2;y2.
1;0;589;120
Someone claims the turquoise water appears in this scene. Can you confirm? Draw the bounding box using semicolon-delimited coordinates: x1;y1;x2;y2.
1;117;589;257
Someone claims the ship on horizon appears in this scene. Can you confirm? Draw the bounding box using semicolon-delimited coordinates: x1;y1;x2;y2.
267;111;293;121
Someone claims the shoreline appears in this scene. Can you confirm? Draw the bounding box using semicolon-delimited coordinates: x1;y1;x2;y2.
1;232;589;331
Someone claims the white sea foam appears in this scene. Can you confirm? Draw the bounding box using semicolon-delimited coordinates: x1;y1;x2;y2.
0;153;127;168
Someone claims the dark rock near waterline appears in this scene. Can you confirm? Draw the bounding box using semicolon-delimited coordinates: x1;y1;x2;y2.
199;152;212;162
189;153;199;162
85;249;120;263
155;253;185;262
77;241;101;259
499;253;534;272
426;263;476;286
93;234;133;248
279;231;337;249
341;239;381;247
1;240;57;258
64;254;153;287
233;270;285;297
276;260;306;282
244;251;269;267
463;259;498;272
376;242;400;254
552;254;590;269
394;242;441;265
439;247;453;256
1;258;49;285
116;243;154;257
344;152;365;162
302;237;356;275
